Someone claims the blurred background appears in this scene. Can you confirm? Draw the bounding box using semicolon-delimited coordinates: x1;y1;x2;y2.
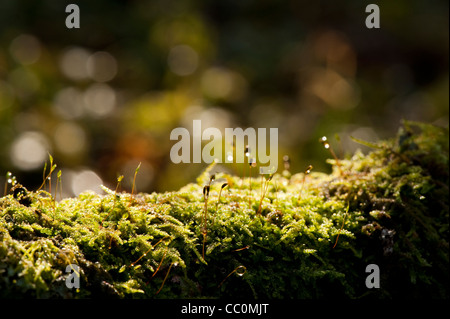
0;0;448;197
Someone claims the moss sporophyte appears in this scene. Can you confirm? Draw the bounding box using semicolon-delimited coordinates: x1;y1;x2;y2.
0;121;448;298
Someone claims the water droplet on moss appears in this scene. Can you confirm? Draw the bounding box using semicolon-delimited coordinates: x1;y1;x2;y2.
320;136;330;149
235;265;246;277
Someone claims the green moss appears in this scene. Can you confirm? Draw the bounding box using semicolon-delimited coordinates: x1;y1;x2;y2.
0;121;448;298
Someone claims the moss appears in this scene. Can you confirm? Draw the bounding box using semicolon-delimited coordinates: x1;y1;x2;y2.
0;120;448;299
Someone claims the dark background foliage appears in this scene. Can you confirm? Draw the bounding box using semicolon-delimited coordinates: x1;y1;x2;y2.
0;0;448;195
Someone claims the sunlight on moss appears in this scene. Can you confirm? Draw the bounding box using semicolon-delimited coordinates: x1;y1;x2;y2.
0;121;448;298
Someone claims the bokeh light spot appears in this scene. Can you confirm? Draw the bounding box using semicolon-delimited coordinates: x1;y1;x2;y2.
54;122;87;156
59;47;91;81
87;51;118;82
71;170;104;196
201;67;247;102
83;83;116;118
53;87;85;119
306;68;360;110
168;44;199;76
10;131;50;170
9;34;41;65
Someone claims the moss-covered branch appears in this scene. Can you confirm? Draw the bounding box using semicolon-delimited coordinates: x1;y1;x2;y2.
0;121;448;298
